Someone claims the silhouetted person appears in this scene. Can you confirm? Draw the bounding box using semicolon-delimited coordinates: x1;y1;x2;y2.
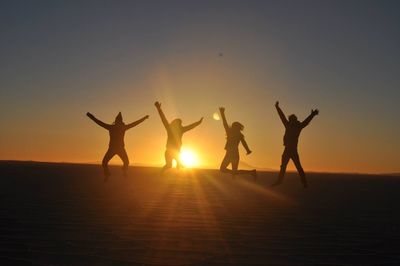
272;101;319;188
87;112;149;180
154;101;203;171
219;107;257;178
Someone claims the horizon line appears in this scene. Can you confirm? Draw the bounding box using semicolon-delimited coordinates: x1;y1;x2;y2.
0;160;398;177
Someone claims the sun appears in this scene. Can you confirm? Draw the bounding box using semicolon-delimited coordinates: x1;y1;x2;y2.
179;148;199;168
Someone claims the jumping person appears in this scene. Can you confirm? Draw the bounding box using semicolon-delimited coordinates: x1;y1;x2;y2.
272;101;319;188
86;112;149;180
154;101;203;171
219;107;257;178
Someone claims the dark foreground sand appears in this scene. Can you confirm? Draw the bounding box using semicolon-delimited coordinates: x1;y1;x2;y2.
0;161;399;266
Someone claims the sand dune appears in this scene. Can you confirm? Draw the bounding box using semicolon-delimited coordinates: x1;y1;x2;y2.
0;161;399;265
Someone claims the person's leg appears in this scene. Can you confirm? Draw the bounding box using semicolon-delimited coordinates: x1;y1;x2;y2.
231;153;257;179
291;150;307;188
117;149;130;177
102;149;115;180
219;152;232;173
174;149;182;169
230;153;240;177
162;149;173;172
272;148;291;186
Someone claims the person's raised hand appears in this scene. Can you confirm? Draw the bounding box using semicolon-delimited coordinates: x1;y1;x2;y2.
275;101;279;108
247;150;252;155
219;107;225;113
154;101;161;108
199;117;204;123
312;109;319;116
145;115;150;119
86;112;94;119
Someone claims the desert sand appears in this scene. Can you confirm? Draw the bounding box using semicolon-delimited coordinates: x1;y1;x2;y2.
0;161;399;265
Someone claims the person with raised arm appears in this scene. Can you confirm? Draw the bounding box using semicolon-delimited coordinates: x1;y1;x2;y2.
272;101;319;188
87;112;149;180
218;107;257;179
154;101;203;171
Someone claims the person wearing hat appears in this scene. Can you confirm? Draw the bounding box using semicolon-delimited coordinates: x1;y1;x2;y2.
87;111;149;180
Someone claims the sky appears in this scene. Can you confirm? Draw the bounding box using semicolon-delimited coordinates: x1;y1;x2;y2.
1;0;399;174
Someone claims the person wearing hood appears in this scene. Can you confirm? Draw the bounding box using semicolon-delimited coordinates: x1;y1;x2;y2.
87;111;149;180
154;101;203;171
272;101;319;188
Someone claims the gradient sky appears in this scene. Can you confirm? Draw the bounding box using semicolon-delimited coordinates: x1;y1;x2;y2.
1;1;399;173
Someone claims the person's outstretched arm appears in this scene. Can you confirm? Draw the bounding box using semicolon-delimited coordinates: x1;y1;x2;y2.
87;112;111;129
241;137;252;155
219;107;229;133
275;101;288;126
301;109;319;128
125;115;149;130
154;101;169;129
183;117;203;132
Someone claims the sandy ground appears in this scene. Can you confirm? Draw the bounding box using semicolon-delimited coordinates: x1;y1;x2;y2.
0;161;399;265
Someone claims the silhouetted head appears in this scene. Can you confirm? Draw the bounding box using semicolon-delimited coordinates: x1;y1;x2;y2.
231;121;244;132
288;114;298;123
114;112;123;125
170;119;182;129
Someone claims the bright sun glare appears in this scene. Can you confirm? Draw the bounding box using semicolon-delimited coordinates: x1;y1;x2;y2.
179;148;199;168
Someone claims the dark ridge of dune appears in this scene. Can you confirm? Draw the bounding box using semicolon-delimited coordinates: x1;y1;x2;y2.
2;160;396;176
387;173;400;177
0;161;400;265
